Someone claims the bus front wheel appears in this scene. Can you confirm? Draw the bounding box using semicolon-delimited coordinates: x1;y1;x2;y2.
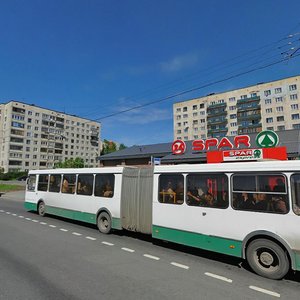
246;239;290;279
38;201;46;217
97;212;112;234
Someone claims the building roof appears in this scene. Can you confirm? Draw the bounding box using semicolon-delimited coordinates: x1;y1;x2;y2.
99;129;300;164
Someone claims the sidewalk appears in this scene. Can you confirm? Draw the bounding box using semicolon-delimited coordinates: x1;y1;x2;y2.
1;190;25;202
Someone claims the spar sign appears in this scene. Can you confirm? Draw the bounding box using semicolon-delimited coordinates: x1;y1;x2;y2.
171;130;287;162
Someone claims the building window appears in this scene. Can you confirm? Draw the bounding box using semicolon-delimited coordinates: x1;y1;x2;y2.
200;119;205;123
290;94;298;100
275;88;282;94
183;114;188;118
293;124;300;129
229;97;235;102
177;122;181;127
289;84;297;91
291;104;299;110
241;95;247;99
292;113;300;120
229;106;236;110
200;103;204;108
193;112;197;117
277;116;284;122
276;106;283;112
193;105;197;110
266;117;273;123
183;107;187;112
28;111;33;115
277;125;285;131
265;99;272;104
177;130;181;134
266;108;272;113
264;90;271;96
251;93;257;98
230;122;237;127
176;108;181;112
275;97;283;103
230;114;237;119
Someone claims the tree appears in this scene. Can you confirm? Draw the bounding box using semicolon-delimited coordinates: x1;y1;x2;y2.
119;143;127;150
54;157;85;168
101;139;117;155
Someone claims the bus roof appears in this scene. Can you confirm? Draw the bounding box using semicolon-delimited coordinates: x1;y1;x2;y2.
28;166;128;174
154;160;300;173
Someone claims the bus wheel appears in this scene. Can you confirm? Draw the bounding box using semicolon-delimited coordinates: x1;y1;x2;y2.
38;201;46;217
97;212;111;234
246;239;289;279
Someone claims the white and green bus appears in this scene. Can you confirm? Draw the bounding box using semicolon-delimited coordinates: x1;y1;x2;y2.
25;161;300;279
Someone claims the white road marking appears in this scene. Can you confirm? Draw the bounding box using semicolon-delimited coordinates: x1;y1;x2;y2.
171;262;189;270
102;241;114;246
0;210;4;212
40;222;47;225
49;225;56;228
143;254;160;261
12;213;17;216
6;212;11;214
204;272;232;283
72;232;82;236
32;220;38;223
249;286;280;298
25;218;31;220
86;236;97;241
18;216;24;218
60;228;68;232
121;247;135;253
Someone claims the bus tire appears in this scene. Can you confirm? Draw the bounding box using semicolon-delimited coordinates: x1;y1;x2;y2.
38;201;46;217
97;212;112;234
246;239;289;279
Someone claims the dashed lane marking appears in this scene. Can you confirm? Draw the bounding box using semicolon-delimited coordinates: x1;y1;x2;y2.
60;228;68;232
121;247;135;253
72;232;82;236
49;225;56;228
40;222;47;225
204;272;233;283
102;241;114;246
0;210;4;212
12;213;17;216
6;212;11;214
143;254;160;261
25;218;31;220
32;220;39;223
249;286;280;298
86;236;97;241
171;262;189;270
18;216;24;218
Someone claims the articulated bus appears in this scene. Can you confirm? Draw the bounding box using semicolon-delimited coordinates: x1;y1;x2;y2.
24;161;300;279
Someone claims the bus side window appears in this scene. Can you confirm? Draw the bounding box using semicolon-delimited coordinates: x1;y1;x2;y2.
94;174;115;198
27;175;36;191
186;173;228;208
291;173;300;215
62;174;76;194
38;174;49;191
77;174;93;196
49;174;61;193
232;174;288;214
158;174;184;204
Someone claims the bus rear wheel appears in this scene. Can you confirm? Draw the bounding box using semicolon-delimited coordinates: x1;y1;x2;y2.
97;212;112;234
246;239;289;279
38;201;46;217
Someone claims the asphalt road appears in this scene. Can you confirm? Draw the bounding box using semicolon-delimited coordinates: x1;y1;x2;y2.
1;191;300;300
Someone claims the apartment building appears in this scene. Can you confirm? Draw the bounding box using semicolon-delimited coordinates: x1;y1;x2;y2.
174;75;300;141
0;101;101;173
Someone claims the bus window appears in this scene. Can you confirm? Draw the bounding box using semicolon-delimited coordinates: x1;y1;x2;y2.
94;174;115;198
62;174;76;194
38;175;49;191
291;174;300;215
232;174;288;214
158;174;184;204
186;173;228;208
27;175;36;191
77;174;93;196
49;174;61;193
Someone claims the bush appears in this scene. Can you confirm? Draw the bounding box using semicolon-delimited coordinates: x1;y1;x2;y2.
0;171;28;181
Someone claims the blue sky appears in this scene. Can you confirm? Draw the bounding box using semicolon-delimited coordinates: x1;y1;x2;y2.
0;0;300;146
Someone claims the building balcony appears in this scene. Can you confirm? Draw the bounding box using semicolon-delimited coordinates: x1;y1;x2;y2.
207;117;228;125
207;109;227;117
237;113;261;122
238;122;262;129
237;96;260;105
207;102;227;109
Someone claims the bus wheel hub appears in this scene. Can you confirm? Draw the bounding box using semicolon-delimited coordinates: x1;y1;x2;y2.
260;251;274;266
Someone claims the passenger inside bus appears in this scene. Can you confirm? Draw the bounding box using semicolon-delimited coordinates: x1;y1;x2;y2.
62;178;69;193
102;180;113;197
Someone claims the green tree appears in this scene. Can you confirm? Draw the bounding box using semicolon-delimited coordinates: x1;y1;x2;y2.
119;143;127;150
101;139;117;155
54;157;85;168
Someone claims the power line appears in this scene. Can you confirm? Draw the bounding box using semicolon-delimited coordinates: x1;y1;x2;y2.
96;53;300;121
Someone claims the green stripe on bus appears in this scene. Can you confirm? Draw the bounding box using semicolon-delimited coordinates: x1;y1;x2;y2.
295;251;300;271
24;202;37;211
25;203;122;230
152;225;242;257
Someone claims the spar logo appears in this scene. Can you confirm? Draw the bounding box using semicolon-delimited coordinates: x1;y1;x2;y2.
256;130;279;148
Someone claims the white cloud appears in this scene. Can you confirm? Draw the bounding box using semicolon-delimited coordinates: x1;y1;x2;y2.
160;52;199;73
